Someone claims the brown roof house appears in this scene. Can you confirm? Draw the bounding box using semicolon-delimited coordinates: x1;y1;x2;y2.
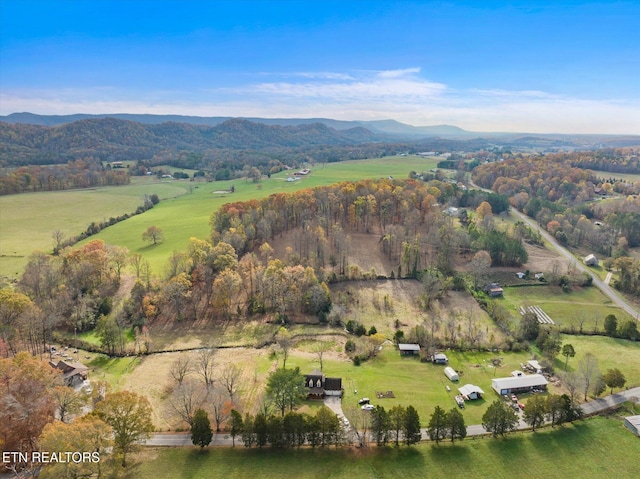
50;359;88;386
304;369;343;399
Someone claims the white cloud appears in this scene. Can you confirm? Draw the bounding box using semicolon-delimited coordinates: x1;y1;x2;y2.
2;69;639;134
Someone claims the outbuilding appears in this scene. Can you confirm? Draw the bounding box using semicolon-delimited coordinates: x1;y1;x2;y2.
491;374;548;395
444;367;459;382
432;353;449;364
623;415;640;437
398;343;421;356
584;254;598;266
458;384;484;400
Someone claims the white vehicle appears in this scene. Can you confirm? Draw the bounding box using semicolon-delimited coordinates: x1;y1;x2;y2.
361;404;375;411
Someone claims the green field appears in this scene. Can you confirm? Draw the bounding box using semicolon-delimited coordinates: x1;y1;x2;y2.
134;416;639;479
0;155;439;280
284;346;533;426
0;177;192;280
498;284;633;331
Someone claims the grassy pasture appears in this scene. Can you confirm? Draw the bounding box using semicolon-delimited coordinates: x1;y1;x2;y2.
498;284;633;332
0;177;191;279
0;155;438;279
133;416;640;479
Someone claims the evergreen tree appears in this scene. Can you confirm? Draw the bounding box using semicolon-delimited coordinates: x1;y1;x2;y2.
427;405;448;444
482;400;518;438
229;409;243;447
191;408;213;449
403;405;422;445
446;407;467;442
371;406;390;446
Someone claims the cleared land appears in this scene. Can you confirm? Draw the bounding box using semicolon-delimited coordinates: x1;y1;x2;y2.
499;284;633;332
134;416;640;479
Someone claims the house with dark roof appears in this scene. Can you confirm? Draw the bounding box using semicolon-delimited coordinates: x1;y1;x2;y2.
304;369;343;399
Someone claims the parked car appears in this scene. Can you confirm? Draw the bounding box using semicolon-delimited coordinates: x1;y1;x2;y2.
358;398;370;405
361;404;375;411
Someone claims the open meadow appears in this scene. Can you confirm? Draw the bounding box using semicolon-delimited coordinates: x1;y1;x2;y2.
0;155;439;281
133;416;640;479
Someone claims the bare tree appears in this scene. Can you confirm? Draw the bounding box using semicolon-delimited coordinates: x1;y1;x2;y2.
313;341;332;371
221;363;241;403
167;379;207;426
169;356;192;386
560;371;584;404
196;348;216;389
210;385;231;432
276;327;292;369
578;353;601;401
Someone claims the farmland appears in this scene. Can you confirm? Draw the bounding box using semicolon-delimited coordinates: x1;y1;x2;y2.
134;416;640;479
0;155;439;281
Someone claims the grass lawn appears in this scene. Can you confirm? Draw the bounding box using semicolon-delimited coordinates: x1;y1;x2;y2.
558;335;640;388
133;416;640;479
88;355;140;389
284;347;536;426
498;284;633;332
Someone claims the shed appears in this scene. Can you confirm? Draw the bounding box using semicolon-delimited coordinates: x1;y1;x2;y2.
458;384;484;400
491;374;548;395
623;415;640;437
432;353;449;364
444;367;459;382
398;343;420;356
584;254;598;266
485;283;504;297
527;360;543;373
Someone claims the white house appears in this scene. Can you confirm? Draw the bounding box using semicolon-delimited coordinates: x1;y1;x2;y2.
492;374;548;395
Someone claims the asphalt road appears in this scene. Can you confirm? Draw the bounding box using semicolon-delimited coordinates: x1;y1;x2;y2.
468;179;639;321
145;387;640;446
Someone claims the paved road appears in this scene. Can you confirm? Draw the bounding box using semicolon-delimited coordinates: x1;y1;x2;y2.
145;388;640;446
468;179;639;320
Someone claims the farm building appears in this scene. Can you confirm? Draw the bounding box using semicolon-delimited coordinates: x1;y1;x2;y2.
526;360;544;373
444;367;459;382
398;343;420;356
491;374;548;395
623;415;640;437
458;384;484;400
304;369;343;399
584;254;598;266
432;353;449;364
49;359;88;387
485;283;504;297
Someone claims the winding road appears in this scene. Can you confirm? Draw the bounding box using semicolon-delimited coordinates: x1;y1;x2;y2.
469;180;639;321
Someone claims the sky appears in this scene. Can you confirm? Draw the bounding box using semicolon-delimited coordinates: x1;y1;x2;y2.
1;0;639;134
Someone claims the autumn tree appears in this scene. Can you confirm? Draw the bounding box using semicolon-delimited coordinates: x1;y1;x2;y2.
0;289;34;356
38;416;113;479
51;385;88;423
93;391;154;467
191;408;213;449
142;225;164;245
0;353;61;461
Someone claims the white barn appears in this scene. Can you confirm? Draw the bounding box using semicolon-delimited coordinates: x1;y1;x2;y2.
492;374;548;395
458;384;484;400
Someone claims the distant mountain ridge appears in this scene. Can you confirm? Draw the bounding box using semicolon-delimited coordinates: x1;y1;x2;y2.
0;112;471;138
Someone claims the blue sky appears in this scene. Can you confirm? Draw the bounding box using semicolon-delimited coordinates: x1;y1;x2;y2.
1;1;639;133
